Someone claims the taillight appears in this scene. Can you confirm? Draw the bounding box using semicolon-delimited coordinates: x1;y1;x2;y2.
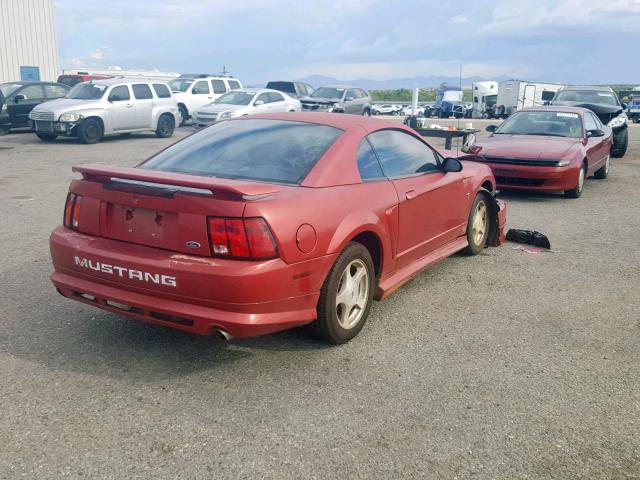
63;193;83;230
207;217;278;260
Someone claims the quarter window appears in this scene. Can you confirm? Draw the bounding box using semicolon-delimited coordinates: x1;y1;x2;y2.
132;84;153;100
227;80;241;90
152;83;171;98
44;84;68;98
109;85;130;101
267;92;284;103
211;80;226;94
357;140;385;181
368;130;440;177
192;81;210;95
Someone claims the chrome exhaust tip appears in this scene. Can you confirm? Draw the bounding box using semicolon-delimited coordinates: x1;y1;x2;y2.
215;329;233;341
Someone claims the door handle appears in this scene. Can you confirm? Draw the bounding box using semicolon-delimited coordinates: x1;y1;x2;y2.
124;104;133;108
405;190;417;200
151;102;158;107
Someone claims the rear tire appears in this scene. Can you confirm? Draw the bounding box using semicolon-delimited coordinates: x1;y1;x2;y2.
564;164;586;198
178;105;188;126
77;118;103;144
308;242;375;344
462;193;491;255
36;133;57;142
611;128;628;158
594;155;610;180
155;113;175;138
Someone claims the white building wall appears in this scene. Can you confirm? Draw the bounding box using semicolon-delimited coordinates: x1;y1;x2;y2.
0;0;59;83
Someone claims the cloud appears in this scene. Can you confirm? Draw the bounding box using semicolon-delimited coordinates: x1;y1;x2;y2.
450;15;471;24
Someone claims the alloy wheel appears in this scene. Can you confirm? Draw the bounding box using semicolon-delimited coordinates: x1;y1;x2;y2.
335;259;369;330
472;200;488;246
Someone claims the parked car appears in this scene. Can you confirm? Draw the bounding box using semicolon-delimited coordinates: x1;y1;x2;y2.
0;81;70;135
192;88;301;128
169;75;243;125
550;86;628;157
265;81;314;99
49;112;506;344
627;94;640;123
301;86;372;116
57;74;111;87
467;107;612;198
29;78;179;144
372;104;403;115
401;105;428;116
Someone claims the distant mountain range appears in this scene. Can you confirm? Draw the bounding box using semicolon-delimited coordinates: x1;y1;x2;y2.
293;74;512;90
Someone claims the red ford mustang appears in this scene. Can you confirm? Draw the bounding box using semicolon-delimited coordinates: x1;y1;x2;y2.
50;113;506;344
468;106;612;198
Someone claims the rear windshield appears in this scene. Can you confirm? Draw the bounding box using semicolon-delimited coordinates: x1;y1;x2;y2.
266;82;295;93
140;119;343;185
67;83;107;99
57;76;81;87
554;90;619;106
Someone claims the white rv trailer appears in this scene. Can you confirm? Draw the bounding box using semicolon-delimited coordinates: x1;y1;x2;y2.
59;67;180;82
472;81;498;118
495;80;565;118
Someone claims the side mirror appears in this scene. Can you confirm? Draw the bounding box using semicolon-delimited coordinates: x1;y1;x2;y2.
192;88;199;94
14;94;26;103
621;102;627;110
108;95;120;102
587;129;605;138
345;96;354;101
254;100;264;106
485;124;498;133
443;157;463;173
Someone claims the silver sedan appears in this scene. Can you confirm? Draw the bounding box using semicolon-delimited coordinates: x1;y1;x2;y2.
192;88;301;127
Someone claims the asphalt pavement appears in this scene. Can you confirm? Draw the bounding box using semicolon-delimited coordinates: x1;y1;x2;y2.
0;118;638;479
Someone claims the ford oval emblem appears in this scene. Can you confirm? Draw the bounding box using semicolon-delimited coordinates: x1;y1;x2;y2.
186;241;201;249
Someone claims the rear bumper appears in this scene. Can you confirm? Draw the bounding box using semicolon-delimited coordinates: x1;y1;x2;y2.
484;162;579;192
50;227;336;337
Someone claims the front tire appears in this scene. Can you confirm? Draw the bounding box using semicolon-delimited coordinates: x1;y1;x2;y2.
77;118;103;144
462;193;490;255
564;164;586;198
309;242;375;344
611;128;628;158
155;114;175;138
36;133;57;142
178;105;188;127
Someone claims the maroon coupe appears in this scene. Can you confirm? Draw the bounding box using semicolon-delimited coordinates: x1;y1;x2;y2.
50;113;506;344
468;106;612;198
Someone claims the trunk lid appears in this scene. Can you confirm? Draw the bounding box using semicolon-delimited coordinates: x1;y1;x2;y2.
70;164;281;256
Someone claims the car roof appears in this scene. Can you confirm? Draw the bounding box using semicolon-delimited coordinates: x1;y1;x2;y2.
558;85;614;92
518;106;590;115
87;77;167;86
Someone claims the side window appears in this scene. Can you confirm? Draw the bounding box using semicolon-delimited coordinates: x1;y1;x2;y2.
303;84;314;96
368;130;440;177
44;84;68;98
109;85;130;101
211;80;226;94
227;80;241;90
267;92;284;103
358;89;368;98
16;85;44;100
357;140;385;181
255;93;270;104
583;113;598;131
132;84;153;100
590;112;603;129
346;89;357;100
152;83;171;98
192;81;209;95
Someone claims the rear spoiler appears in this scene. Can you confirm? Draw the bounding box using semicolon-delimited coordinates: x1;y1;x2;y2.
72;164;281;199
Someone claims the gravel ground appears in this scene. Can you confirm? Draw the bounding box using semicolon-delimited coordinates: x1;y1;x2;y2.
0;119;638;479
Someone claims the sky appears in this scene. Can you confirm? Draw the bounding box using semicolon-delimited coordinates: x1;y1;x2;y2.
54;0;640;86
